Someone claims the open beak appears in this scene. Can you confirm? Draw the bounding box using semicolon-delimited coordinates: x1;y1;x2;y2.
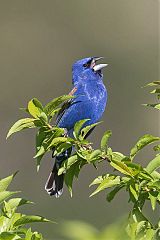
92;57;108;72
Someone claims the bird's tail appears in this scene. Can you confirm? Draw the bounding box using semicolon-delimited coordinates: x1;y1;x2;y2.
45;163;64;198
45;148;72;198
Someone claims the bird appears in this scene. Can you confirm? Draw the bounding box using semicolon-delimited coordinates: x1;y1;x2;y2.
45;57;108;197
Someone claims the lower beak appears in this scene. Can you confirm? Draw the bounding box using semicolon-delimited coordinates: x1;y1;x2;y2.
92;57;108;72
93;63;108;71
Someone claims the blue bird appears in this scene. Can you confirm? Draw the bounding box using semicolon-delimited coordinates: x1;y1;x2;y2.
45;57;108;197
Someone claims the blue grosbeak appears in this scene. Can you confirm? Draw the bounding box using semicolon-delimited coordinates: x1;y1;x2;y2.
45;57;108;197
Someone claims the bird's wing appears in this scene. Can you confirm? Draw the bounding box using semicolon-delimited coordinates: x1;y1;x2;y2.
56;87;77;126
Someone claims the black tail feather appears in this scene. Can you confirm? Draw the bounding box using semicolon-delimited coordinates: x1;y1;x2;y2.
45;164;64;198
45;147;72;198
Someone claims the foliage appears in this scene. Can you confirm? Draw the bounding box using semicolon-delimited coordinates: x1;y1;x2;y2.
60;220;129;240
0;173;52;240
7;81;160;239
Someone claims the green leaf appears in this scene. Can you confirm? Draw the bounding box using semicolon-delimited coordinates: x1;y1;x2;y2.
58;155;78;175
129;184;138;201
7;118;37;138
44;95;74;116
89;175;104;187
149;191;158;210
106;185;124;202
34;145;45;159
28;98;43;118
124;161;142;176
132;207;149;223
48;107;61;119
54;142;72;155
0;173;17;192
61;221;97;240
35;129;48;171
151;170;160;179
48;137;69;149
145;229;156;240
101;130;112;152
153;144;160;151
111;152;127;162
64;163;79;197
89;149;101;161
150;88;160;94
146;154;160;174
90;175;120;197
130;134;160;160
110;160;133;176
13;215;51;227
144;103;160;110
80;121;102;140
0;191;19;204
39;112;48;123
73;119;90;139
7;198;33;209
0;232;20;240
145;81;160;87
25;228;32;240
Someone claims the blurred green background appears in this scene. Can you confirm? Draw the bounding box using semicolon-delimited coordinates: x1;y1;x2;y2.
0;0;159;239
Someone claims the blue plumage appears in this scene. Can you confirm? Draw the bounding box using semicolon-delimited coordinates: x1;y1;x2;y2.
45;57;108;197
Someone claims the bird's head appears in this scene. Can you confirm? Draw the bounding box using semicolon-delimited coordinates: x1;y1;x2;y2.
72;57;108;85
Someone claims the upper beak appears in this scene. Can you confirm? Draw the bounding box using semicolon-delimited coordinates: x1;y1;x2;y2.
92;57;108;72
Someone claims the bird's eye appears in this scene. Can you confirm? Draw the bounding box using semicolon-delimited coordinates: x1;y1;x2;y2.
83;59;92;68
83;63;89;68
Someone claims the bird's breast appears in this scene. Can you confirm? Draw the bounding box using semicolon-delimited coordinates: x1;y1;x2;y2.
75;81;107;121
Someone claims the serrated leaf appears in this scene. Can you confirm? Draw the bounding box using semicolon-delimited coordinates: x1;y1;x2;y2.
130;134;160;160
73;119;90;139
13;215;51;227
80;121;102;140
101;130;112;152
90;176;120;197
28;98;43;118
0;191;19;204
44;95;74;116
7;118;37;138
